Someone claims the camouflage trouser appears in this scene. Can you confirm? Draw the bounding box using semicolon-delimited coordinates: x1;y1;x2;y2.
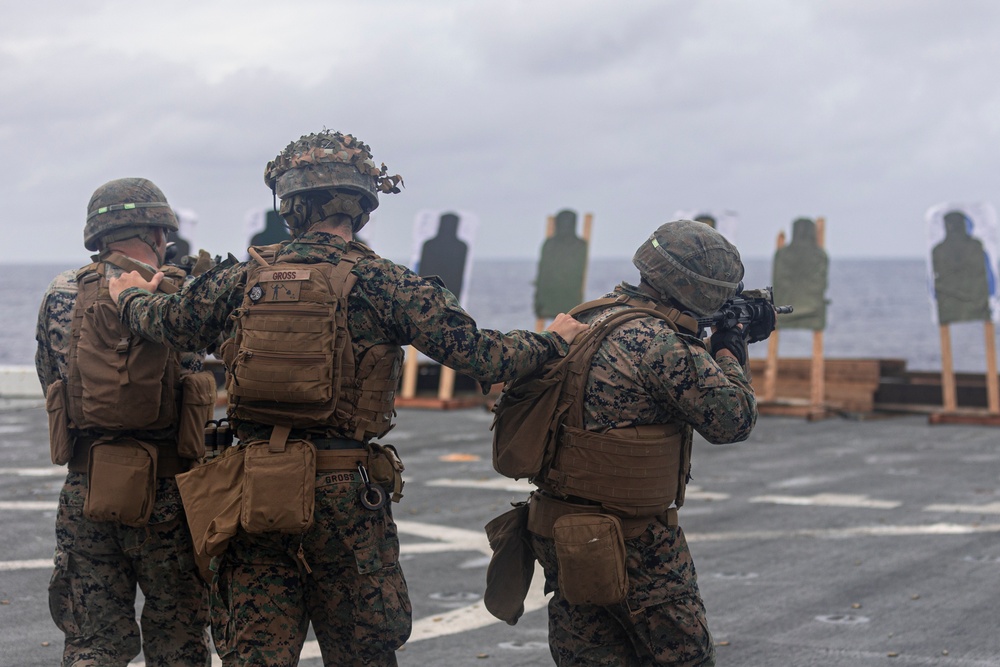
48;473;211;667
210;469;412;667
529;520;715;667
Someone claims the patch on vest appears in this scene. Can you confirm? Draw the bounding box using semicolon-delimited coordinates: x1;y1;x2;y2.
316;471;358;488
262;281;302;302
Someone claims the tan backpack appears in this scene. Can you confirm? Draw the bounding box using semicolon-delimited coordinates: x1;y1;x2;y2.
223;244;365;429
66;252;185;431
491;298;690;482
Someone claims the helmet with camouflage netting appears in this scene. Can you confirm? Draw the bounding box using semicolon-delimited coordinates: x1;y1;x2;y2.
264;129;402;235
632;219;744;316
84;178;179;251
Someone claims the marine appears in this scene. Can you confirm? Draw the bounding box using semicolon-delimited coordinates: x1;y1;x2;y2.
107;129;587;666
491;220;773;666
35;177;212;666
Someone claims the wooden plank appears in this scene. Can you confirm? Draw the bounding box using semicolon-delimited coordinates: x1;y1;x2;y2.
985;321;999;414
939;325;957;411
401;346;419;399
762;230;785;402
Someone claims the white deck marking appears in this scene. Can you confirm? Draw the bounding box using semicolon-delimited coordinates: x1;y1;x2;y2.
686;522;1000;542
924;501;1000;515
426;477;533;493
0;501;56;510
0;467;64;476
0;558;51;571
749;493;901;509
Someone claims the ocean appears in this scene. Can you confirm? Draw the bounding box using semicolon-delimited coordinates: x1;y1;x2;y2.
5;258;998;374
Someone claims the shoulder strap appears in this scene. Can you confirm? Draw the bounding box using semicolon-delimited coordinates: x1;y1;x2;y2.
561;305;681;429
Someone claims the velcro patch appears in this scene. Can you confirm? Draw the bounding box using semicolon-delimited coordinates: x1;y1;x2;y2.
260;269;310;282
261;282;302;302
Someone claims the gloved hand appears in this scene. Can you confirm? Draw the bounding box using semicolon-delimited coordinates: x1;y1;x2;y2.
745;305;777;344
710;326;748;366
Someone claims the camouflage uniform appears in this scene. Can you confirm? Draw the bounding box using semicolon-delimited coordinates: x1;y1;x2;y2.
117;230;568;666
36;264;211;667
528;281;756;667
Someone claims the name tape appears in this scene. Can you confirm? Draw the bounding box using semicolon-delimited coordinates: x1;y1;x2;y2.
261;270;310;282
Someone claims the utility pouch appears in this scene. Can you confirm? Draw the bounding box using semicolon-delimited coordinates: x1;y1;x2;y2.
241;428;316;534
368;443;405;502
484;503;535;625
45;379;74;466
552;513;628;606
177;371;217;459
83;438;158;527
176;443;246;582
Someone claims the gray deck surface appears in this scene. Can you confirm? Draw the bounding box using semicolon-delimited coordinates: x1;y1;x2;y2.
1;398;998;666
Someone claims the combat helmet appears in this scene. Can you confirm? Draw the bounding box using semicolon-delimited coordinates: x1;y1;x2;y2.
264;129;402;235
632;219;744;316
84;178;178;251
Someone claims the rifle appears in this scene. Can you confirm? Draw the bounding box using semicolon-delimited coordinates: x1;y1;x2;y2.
697;285;793;342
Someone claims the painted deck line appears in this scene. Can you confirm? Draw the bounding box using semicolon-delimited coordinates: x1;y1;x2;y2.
0;501;56;510
749;493;901;509
0;467;64;477
923;501;1000;515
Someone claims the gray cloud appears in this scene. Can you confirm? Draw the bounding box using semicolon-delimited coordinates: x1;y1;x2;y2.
1;0;998;264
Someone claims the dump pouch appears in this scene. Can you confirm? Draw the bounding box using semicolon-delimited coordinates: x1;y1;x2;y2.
83;438;158;527
45;379;74;466
241;430;316;534
176;444;246;582
177;371;217;460
552;513;628;606
484;504;535;625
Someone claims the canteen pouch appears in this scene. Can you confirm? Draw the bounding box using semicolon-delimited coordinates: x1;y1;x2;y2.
552;513;628;606
177;371;217;460
83;438;158;527
176;444;246;582
45;379;74;466
241;439;316;534
484;503;535;625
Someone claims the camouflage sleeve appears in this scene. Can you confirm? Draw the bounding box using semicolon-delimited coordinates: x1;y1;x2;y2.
643;333;757;444
368;261;567;383
34;270;77;393
118;261;247;352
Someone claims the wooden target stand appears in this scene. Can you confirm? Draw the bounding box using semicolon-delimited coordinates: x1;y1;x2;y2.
928;319;1000;425
535;212;593;332
759;217;830;420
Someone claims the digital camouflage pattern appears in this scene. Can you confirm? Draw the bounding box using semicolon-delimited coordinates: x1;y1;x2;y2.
632;220;743;317
264;130;403;234
84;178;179;251
116;229;568;663
578;283;755;439
211;471;409;666
36;260;210;667
50;475;211;667
530;524;714;667
529;281;754;666
118;230;567;443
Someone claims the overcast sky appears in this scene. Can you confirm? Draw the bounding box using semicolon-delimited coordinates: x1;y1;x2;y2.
2;0;998;265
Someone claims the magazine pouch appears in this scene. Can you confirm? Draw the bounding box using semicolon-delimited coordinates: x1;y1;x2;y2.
552;512;628;606
177;371;217;459
241;426;316;534
484;503;535;625
83;438;158;527
46;379;75;466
